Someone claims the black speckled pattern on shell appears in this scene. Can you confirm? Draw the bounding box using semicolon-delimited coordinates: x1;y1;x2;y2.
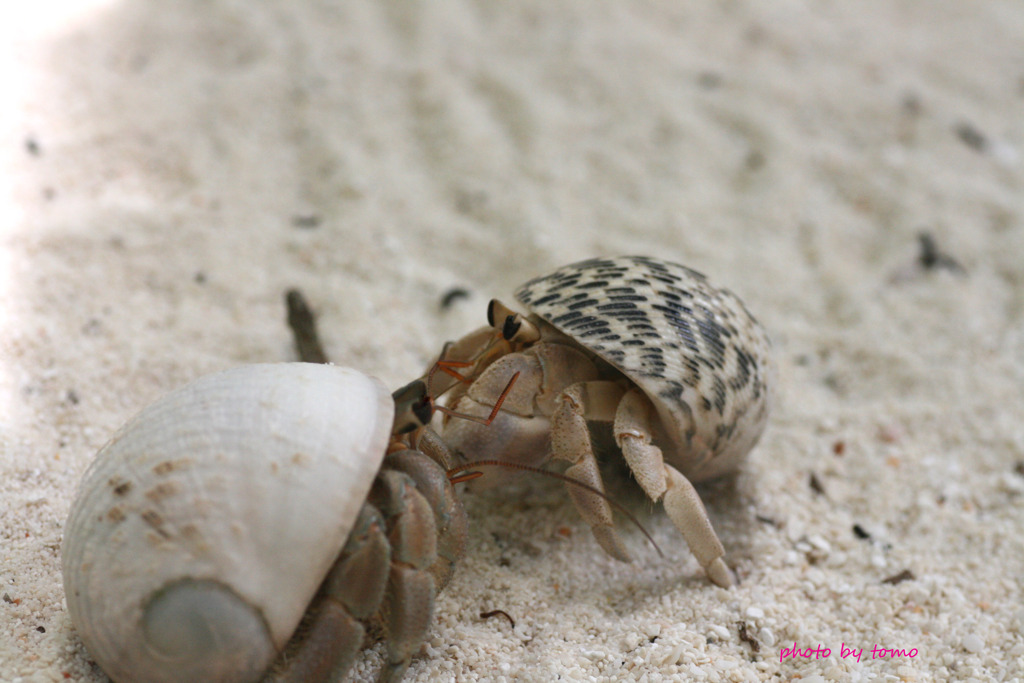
515;256;773;480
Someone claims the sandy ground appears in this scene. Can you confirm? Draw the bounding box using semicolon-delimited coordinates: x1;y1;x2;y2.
2;1;1023;681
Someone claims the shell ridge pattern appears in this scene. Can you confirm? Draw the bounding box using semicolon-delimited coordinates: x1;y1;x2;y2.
62;363;398;681
515;256;772;477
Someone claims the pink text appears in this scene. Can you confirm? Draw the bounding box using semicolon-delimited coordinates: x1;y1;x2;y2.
781;643;919;663
779;643;831;662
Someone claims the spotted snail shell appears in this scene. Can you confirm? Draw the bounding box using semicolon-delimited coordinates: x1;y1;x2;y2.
62;363;393;683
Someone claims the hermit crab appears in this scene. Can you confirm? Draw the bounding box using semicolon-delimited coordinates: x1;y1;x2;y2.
431;256;774;587
62;362;466;683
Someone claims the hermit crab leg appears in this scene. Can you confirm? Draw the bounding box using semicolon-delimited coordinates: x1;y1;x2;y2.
446;459;663;558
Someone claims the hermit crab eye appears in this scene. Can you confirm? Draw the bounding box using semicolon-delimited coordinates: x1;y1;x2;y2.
391;379;434;434
501;315;521;340
486;299;540;343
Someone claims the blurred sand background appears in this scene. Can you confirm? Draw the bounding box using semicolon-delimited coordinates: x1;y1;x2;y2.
2;1;1022;681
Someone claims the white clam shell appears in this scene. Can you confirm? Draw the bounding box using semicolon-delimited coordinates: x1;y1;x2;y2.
62;363;394;683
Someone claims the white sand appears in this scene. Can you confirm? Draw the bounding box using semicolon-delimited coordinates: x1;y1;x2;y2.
2;1;1022;681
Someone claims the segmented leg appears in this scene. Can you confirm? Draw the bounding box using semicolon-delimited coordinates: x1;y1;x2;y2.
264;504;390;683
385;446;468;590
263;599;365;683
550;381;631;561
265;447;466;682
379;566;434;683
614;388;734;588
370;470;439;682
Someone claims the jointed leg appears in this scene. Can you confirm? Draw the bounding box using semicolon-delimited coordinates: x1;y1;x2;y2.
550;381;631;561
383;446;468;601
266;455;459;682
380;566;434;683
265;504;390;682
614;388;734;588
369;471;440;682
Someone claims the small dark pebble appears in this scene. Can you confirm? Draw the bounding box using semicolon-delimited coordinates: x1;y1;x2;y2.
755;514;779;527
955;122;987;152
697;71;723;89
440;287;471;310
917;232;965;273
901;93;923;116
832;440;845;456
37;626;46;633
882;569;915;585
66;390;80;405
480;609;516;629
822;374;841;392
809;472;825;496
744;150;766;171
194;271;206;284
25;137;41;156
291;214;321;229
737;621;760;652
852;524;871;540
1014;462;1024;477
2;593;12;604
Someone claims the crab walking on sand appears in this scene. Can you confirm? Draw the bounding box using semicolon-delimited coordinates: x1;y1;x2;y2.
432;256;775;587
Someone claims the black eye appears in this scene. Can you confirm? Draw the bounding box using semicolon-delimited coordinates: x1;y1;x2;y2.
391;380;433;432
502;315;522;341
